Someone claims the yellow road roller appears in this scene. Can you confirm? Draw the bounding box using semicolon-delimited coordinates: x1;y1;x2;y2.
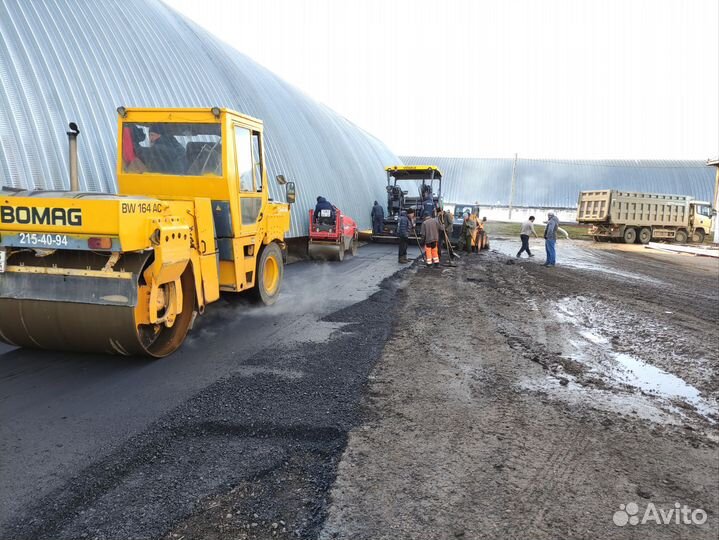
0;107;295;357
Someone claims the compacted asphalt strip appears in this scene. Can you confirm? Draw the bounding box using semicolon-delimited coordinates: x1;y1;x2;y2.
0;243;418;531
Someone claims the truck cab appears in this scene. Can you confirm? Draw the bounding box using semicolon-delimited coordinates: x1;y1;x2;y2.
688;201;713;243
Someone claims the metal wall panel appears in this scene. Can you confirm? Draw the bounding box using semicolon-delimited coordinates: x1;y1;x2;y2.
0;0;399;236
401;156;715;209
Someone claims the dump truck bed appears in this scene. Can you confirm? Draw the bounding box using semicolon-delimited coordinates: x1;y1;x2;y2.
577;190;691;228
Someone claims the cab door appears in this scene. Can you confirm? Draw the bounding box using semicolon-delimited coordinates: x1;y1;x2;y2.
233;124;264;237
232;124;266;288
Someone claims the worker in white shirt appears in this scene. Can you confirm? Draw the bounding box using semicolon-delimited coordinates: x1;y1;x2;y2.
517;216;538;258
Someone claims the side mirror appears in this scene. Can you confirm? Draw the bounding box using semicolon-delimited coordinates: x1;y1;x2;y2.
286;182;296;204
276;174;287;186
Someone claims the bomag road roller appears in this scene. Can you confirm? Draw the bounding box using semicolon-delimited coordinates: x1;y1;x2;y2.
0;107;296;357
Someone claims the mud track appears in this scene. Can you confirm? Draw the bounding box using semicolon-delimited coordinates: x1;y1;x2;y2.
322;244;718;539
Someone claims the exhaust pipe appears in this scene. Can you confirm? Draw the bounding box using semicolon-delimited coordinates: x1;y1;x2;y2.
67;122;80;191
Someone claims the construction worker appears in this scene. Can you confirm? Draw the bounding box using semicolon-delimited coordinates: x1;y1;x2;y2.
436;209;450;259
314;196;335;223
420;188;435;219
462;213;476;253
544;212;560;266
371;200;384;235
397;209;411;263
137;124;186;174
464;214;477;253
420;210;441;267
478;216;489;250
517;215;538;258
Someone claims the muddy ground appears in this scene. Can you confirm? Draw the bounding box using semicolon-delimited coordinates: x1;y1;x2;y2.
2;239;717;539
321;239;718;539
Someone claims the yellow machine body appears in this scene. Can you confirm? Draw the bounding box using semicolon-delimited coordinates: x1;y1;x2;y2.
0;108;291;357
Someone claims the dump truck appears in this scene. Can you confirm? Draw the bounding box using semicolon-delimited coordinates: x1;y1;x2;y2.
0;107;295;357
373;165;442;241
577;190;713;244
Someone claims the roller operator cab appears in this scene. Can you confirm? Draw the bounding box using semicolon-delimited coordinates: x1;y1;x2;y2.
373;165;443;241
0;107;295;357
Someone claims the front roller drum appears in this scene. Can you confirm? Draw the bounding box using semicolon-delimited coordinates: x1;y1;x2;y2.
0;253;196;357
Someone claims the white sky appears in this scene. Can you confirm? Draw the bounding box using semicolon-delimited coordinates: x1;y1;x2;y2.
165;0;718;160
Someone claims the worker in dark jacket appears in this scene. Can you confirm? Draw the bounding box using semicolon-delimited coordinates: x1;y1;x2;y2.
397;209;411;263
371;201;385;235
420;192;435;219
137;124;187;174
314;196;335;223
420;211;441;267
543;212;559;266
437;209;453;260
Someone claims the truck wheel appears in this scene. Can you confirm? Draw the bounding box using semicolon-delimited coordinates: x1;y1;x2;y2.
638;227;652;244
622;227;637;244
251;243;283;305
350;236;358;256
337;244;345;262
674;230;688;244
691;230;705;243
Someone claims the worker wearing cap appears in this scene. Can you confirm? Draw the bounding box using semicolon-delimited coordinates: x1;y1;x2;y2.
136;124;187;174
544;212;560;266
371;200;384;235
420;210;441;267
436;208;451;260
478;216;489;250
314;196;336;223
420;189;435;219
397;209;412;263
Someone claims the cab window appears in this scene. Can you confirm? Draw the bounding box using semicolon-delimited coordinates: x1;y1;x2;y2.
121;122;221;176
696;205;711;217
251;132;263;192
234;126;253;191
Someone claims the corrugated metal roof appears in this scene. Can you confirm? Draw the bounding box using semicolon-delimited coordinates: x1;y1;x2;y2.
401;156;715;208
0;0;399;237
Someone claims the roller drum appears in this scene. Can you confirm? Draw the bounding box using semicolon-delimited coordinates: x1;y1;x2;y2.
0;251;196;357
307;242;343;261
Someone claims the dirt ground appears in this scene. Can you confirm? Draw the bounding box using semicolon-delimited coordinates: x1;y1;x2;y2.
321;239;718;539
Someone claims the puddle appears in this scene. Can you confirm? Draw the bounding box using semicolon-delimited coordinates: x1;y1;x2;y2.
611;353;713;416
489;239;663;284
521;376;680;426
551;297;717;423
